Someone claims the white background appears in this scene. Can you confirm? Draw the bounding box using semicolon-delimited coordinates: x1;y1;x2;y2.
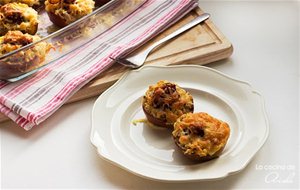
1;1;299;189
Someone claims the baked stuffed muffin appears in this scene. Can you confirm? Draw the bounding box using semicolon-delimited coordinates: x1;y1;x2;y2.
172;112;230;162
142;80;194;128
45;0;95;27
0;3;38;35
0;0;41;7
0;31;52;79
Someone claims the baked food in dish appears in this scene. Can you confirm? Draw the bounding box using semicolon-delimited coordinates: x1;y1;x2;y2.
45;0;95;27
0;31;52;79
0;0;41;7
172;112;230;162
142;80;194;128
0;2;38;35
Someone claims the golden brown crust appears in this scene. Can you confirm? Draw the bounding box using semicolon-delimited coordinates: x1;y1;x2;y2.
172;112;230;162
173;136;226;162
0;3;38;35
142;80;194;128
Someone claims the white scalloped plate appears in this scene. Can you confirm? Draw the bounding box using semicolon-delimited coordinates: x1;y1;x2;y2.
90;65;269;182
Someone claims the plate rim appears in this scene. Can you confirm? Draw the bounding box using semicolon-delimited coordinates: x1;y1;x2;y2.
90;65;270;182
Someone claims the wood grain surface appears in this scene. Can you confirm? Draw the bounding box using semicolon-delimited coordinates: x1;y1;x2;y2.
0;7;233;124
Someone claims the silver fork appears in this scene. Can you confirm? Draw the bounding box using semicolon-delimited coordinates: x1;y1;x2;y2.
111;13;210;68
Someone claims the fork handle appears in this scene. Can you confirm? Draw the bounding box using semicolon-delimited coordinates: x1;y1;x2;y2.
147;13;210;53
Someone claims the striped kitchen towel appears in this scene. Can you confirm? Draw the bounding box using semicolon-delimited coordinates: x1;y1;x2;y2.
0;0;198;130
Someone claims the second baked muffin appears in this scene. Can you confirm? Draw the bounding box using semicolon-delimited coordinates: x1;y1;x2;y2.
0;31;52;79
172;112;230;162
45;0;95;27
0;2;38;35
142;80;194;128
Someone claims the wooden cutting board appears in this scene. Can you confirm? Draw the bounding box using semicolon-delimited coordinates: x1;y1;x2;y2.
0;7;233;124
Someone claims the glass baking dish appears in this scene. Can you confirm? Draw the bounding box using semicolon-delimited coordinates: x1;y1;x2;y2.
0;0;147;81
